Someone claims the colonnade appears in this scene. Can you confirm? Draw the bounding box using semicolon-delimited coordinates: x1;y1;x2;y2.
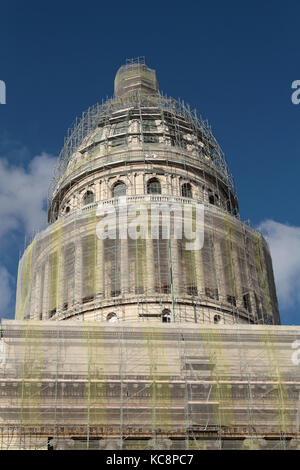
29;232;259;322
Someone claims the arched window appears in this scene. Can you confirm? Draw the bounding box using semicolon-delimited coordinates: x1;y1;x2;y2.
147;178;161;195
209;194;215;205
162;309;171;323
83;190;95;205
65;206;70;214
208;192;219;206
181;183;192;198
112;181;126;198
226;200;231;213
106;312;118;323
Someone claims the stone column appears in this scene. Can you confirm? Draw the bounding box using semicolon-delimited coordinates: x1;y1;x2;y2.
95;180;101;202
169;175;174;196
66;277;73;311
121;238;129;295
42;260;49;319
33;270;42;320
95;238;104;298
66;244;76;309
231;247;244;310
170;238;180;296
249;291;257;318
103;177;109;200
161;174;167;195
104;259;111;297
99;181;103;201
194;247;205;296
74;240;82;305
56;247;63;316
213;239;227;304
165;174;171;195
146;238;155;294
135;173;144;195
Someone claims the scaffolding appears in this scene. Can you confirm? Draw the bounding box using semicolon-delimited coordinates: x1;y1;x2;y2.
15;197;280;325
47;88;237;224
0;321;299;450
10;60;287;450
15;60;278;327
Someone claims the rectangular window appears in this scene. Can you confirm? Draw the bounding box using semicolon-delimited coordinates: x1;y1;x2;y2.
187;286;198;296
142;119;158;132
111;289;121;297
227;295;236;307
82;295;94;304
243;293;252;313
170;133;187;149
205;287;219;300
144;135;159;144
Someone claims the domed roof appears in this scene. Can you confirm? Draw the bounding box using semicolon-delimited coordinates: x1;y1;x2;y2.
114;57;159;97
48;59;236;221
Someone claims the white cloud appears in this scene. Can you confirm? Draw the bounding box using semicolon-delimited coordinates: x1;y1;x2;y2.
0;152;56;238
0;266;13;318
0;151;56;318
259;219;300;310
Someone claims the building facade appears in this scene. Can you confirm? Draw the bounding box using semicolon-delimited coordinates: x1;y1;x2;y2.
0;320;300;450
15;58;279;326
2;59;297;451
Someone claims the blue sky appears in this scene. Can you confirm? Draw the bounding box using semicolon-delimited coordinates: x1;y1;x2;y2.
0;0;299;324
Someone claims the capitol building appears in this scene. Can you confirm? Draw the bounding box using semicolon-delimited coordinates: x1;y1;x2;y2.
0;59;298;450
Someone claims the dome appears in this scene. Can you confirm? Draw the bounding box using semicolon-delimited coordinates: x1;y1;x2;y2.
48;59;237;223
15;59;279;326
